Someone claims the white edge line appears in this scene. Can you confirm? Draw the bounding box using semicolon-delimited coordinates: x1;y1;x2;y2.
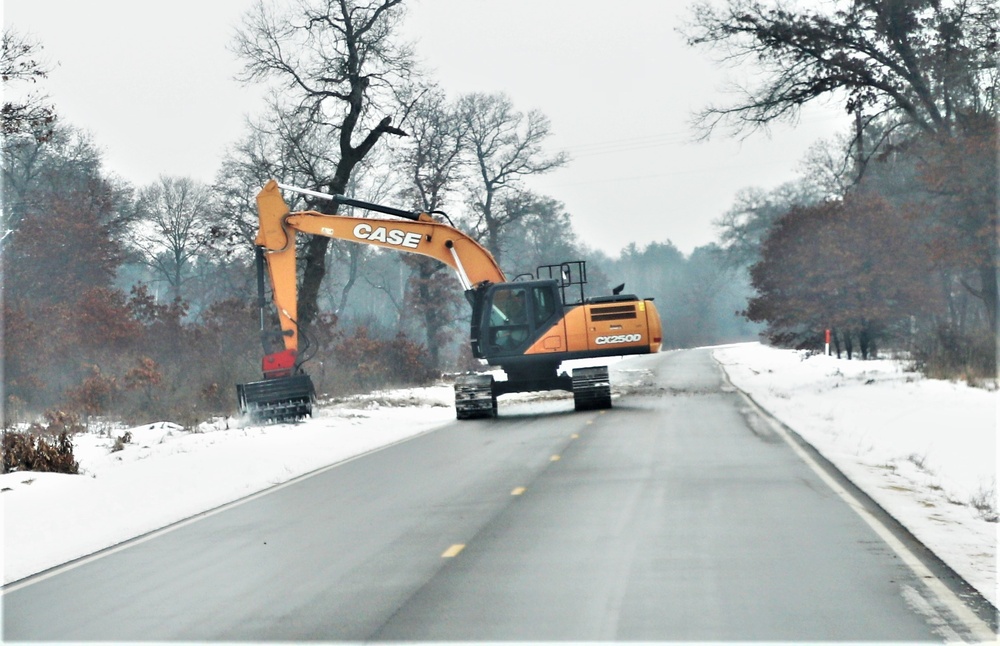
2;425;441;595
718;361;995;642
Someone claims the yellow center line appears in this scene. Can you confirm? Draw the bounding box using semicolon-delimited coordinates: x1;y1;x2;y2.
441;544;465;558
511;486;526;496
570;433;579;439
550;455;561;462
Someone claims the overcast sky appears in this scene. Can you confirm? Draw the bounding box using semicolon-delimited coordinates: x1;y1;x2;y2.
4;0;847;255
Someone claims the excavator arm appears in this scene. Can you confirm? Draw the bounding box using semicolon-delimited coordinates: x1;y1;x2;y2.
254;179;505;357
255;179;504;357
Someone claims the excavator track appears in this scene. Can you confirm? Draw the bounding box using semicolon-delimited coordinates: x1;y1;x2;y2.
454;374;497;419
572;366;612;411
238;374;315;423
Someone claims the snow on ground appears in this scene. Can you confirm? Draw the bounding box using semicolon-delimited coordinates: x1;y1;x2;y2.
2;343;996;611
713;343;997;608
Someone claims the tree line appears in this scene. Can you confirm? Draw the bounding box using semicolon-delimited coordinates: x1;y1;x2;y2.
2;1;755;428
7;0;992;431
688;0;997;380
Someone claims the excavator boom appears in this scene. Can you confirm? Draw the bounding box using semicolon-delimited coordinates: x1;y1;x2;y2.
253;179;505;357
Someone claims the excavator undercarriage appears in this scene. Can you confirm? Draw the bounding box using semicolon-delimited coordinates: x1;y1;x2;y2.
453;364;612;420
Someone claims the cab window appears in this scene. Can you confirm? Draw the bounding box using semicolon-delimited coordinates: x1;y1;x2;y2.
491;288;528;326
532;286;556;327
488;287;530;351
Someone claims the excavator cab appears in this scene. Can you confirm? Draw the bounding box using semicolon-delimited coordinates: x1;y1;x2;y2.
468;261;587;362
480;281;561;357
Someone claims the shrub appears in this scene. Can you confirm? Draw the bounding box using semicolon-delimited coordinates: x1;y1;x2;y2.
66;365;120;417
912;324;997;383
330;327;437;394
970;484;998;523
2;410;83;474
123;356;163;404
111;430;132;453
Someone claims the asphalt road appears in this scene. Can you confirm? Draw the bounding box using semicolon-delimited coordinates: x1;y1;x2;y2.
3;349;994;641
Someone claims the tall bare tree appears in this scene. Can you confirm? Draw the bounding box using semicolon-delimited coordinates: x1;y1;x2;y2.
684;0;997;140
396;86;467;212
393;85;468;367
232;0;413;329
133;177;213;302
458;92;567;264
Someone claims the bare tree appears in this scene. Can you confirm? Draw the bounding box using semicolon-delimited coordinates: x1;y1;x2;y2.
232;0;414;330
684;0;997;139
497;192;584;275
395;85;467;212
392;85;468;367
213;98;332;251
1;29;55;143
458;92;567;264
133;177;213;302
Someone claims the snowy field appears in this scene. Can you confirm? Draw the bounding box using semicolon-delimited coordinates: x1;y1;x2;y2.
2;343;996;610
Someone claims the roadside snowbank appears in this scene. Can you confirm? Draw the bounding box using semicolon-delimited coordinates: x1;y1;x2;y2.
1;389;455;584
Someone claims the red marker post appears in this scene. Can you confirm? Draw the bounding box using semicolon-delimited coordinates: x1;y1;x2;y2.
825;329;831;356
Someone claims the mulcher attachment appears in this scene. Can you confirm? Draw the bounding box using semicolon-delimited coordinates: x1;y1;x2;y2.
572;366;612;411
237;374;316;423
454;374;497;419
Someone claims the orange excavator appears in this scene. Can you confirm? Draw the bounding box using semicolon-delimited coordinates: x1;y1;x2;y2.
237;180;663;422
